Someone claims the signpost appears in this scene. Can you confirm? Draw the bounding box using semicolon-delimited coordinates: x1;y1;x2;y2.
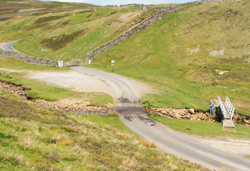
111;60;115;72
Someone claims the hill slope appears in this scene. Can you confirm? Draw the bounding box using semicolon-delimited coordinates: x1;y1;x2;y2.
0;89;206;170
88;0;250;115
0;0;249;115
0;0;157;61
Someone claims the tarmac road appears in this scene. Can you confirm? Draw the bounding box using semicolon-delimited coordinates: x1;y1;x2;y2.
3;41;250;170
70;66;145;104
72;65;250;170
116;107;250;171
1;40;19;52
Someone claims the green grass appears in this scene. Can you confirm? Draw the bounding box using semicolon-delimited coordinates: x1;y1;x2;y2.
1;1;249;115
0;89;207;170
86;0;250;115
148;114;250;139
0;1;157;61
81;114;138;135
88;92;113;107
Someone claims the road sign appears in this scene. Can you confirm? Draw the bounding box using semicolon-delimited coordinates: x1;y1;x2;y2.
111;60;115;72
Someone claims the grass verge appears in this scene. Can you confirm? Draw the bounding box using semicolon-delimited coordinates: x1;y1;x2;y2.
0;89;207;170
148;113;250;139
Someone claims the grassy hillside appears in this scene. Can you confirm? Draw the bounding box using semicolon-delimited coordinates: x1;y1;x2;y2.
87;0;250;115
0;89;207;170
0;0;157;61
1;0;249;115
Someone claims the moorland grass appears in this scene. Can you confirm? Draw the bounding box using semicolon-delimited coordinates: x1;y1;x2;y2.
0;2;158;61
148;114;250;139
1;1;249;114
0;89;208;170
86;0;250;115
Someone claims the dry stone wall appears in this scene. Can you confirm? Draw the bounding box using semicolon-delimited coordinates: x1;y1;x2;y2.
0;50;58;66
86;0;234;62
202;0;232;4
86;1;202;62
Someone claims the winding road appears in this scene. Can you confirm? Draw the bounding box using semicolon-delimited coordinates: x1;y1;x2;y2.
3;41;250;170
1;40;19;52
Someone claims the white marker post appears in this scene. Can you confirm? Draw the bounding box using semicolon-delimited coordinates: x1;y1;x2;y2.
111;60;115;72
41;49;44;57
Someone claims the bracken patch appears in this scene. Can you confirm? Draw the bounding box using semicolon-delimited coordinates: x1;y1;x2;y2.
41;30;85;51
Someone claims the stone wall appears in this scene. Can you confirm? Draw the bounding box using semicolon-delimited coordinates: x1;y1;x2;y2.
202;0;232;4
141;1;202;10
85;0;235;62
0;50;58;66
86;1;203;62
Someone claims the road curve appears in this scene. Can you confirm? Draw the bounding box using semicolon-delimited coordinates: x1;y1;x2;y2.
3;41;250;170
70;66;144;104
1;40;19;52
116;107;250;171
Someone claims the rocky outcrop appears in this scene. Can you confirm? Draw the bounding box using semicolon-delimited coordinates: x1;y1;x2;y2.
0;50;58;66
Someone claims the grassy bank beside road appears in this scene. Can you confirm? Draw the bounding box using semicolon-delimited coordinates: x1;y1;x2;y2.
149;114;250;140
0;89;207;170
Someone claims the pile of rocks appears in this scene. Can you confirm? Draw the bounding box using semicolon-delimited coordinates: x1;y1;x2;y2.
0;79;112;115
0;79;30;98
146;107;217;122
31;99;112;115
0;51;58;66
